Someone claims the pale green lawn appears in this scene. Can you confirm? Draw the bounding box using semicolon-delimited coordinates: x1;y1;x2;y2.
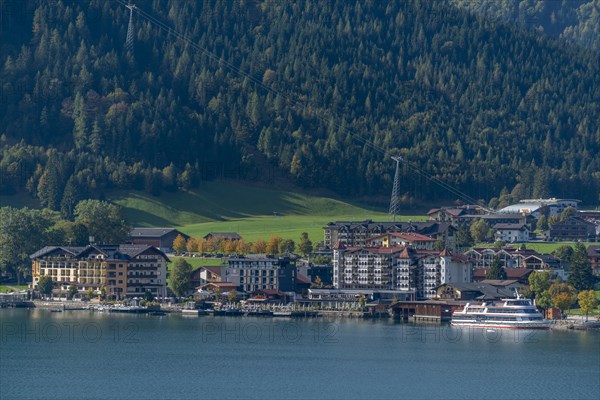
0;285;29;293
476;242;596;254
168;256;226;269
109;181;425;242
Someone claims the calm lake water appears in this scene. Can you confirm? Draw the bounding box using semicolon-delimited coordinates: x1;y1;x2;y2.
1;309;599;400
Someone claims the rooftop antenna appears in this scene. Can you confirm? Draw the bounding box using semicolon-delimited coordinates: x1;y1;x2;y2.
389;156;402;221
125;3;135;51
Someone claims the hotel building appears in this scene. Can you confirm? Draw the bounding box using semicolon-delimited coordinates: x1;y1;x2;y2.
30;244;169;299
332;243;471;300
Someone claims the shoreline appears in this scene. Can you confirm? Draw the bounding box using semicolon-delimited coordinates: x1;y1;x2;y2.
6;302;600;330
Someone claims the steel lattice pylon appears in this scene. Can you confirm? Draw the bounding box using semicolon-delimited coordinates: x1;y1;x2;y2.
389;156;402;221
125;4;135;51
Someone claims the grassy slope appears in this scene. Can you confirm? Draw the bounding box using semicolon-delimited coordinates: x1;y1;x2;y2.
109;181;425;242
475;242;596;253
169;256;226;269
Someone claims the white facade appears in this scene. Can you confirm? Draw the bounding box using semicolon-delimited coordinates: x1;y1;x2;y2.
333;247;471;300
494;226;530;243
499;198;580;218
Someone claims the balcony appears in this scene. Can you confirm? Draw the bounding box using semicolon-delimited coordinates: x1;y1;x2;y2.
128;274;158;279
133;258;160;263
127;282;162;287
128;266;158;271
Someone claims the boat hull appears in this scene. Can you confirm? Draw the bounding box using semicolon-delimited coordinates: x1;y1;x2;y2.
451;322;552;330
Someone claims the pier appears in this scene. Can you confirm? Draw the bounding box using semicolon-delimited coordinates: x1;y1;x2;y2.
390;300;466;321
0;293;34;308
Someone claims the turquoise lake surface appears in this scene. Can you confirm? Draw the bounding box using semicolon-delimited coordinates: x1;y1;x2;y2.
1;309;598;400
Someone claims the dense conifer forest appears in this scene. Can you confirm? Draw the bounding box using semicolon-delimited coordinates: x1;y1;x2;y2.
453;0;600;51
0;0;598;215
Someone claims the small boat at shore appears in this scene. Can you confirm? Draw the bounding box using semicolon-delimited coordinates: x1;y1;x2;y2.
272;311;292;317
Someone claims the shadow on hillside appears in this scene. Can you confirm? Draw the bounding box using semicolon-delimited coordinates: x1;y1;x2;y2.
120;207;175;227
114;185;307;224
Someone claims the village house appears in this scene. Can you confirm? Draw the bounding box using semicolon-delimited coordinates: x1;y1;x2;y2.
427;205;484;225
129;228;189;253
479;279;525;292
200;282;240;295
190;266;225;290
521;253;562;271
30;244;169;299
493;223;530;243
548;216;597;241
472;268;532;284
463;247;521;269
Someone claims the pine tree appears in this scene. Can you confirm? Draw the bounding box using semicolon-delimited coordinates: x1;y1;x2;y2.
89;119;103;154
567;243;595;291
60;175;80;220
72;92;88;150
298;232;313;256
37;152;63;211
456;224;474;248
486;257;507;280
169;258;192;298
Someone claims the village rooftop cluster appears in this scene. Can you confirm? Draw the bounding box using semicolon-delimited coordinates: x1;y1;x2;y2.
13;197;598;320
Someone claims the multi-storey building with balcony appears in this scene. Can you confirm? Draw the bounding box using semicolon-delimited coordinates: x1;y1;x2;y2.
548;216;597;241
323;220;457;250
332;244;471;300
30;244;169;299
226;254;296;293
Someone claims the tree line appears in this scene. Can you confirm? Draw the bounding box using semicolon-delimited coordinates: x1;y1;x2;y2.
453;0;600;51
172;232;314;257
1;0;599;208
0;200;129;284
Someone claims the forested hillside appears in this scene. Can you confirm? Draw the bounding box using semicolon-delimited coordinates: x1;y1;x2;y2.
0;0;599;215
453;0;600;51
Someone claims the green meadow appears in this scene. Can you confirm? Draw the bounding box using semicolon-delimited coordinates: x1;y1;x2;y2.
475;242;597;253
109;181;425;242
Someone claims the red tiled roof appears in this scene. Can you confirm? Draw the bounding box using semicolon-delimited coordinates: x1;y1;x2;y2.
388;232;435;241
202;282;238;288
370;232;434;242
203;266;224;276
344;246;406;255
473;268;532;279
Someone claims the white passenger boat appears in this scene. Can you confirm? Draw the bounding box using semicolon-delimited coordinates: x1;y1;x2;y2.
451;295;552;330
